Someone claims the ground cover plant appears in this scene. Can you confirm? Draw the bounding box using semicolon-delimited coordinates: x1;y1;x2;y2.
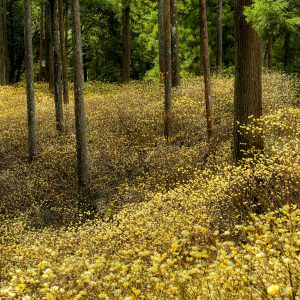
0;73;300;299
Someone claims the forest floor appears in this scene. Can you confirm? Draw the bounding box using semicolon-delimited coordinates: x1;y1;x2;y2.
0;73;300;299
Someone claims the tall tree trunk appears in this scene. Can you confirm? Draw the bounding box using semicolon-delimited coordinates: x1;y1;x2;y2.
199;0;214;141
45;2;54;90
163;0;172;139
71;0;89;190
50;0;64;133
122;2;130;83
0;0;4;84
8;0;15;83
39;1;44;82
2;0;8;82
24;0;37;162
0;0;8;84
267;36;272;70
170;0;180;86
233;0;263;163
158;0;165;83
216;0;222;74
58;0;69;104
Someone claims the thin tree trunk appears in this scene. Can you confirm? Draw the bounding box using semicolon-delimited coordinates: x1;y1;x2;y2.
2;0;8;82
233;0;263;162
267;36;272;70
8;0;15;83
0;0;4;84
122;2;130;83
45;2;54;90
50;0;64;133
58;0;69;104
71;0;89;190
170;0;180;86
24;0;37;162
158;0;165;83
39;1;44;82
163;0;172;138
216;0;222;74
199;0;214;141
283;32;290;68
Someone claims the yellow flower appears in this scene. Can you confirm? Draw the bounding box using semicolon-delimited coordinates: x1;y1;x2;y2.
267;285;280;296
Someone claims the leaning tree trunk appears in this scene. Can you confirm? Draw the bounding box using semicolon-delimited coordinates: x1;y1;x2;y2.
122;2;131;83
163;0;172;139
24;0;37;162
71;0;89;191
170;0;180;87
233;0;263;163
50;0;64;133
58;0;69;105
199;0;214;142
216;0;222;74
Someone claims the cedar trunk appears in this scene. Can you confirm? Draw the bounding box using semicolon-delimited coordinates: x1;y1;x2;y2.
71;0;89;189
216;0;222;74
233;0;263;162
58;0;69;104
199;0;214;141
39;1;44;82
170;0;180;87
45;2;54;90
163;0;172;139
50;0;64;133
24;0;37;162
158;0;165;83
122;4;131;83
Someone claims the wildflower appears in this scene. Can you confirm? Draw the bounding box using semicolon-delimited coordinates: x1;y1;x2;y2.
267;285;280;296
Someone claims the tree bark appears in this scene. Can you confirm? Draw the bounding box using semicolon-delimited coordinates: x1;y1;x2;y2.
58;0;69;104
122;2;130;83
158;0;165;83
24;0;37;162
39;1;44;82
50;0;64;133
71;0;89;189
233;0;263;163
216;0;222;74
199;0;214;141
45;2;54;90
170;0;180;86
0;0;8;84
267;36;272;70
163;0;172;139
8;0;15;83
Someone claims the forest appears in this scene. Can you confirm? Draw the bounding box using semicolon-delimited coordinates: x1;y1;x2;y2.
0;0;300;299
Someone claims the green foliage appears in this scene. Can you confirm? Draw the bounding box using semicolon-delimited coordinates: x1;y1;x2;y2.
244;0;300;38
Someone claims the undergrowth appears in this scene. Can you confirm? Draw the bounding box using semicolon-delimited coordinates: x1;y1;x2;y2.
0;72;299;299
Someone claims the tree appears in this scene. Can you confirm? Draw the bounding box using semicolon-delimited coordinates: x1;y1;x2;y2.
199;0;214;141
158;0;165;83
71;0;89;190
170;0;180;86
50;0;64;133
216;0;222;74
122;0;131;83
162;0;172;138
244;0;300;71
39;1;44;81
58;0;69;104
0;0;8;84
233;0;263;162
24;0;37;162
